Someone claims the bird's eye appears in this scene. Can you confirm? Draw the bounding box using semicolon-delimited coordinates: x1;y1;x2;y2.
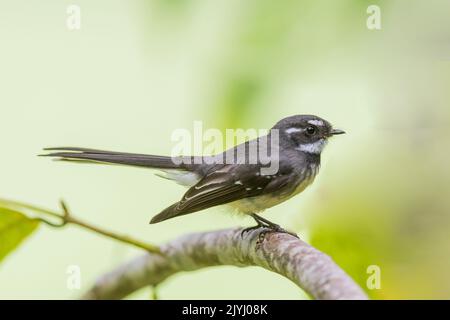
305;126;316;135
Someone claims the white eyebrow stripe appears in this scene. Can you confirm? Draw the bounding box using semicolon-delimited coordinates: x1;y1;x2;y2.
307;120;324;126
285;127;303;134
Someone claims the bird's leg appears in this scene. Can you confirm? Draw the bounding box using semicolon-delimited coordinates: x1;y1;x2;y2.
241;213;298;238
252;213;298;237
240;215;265;237
250;213;283;230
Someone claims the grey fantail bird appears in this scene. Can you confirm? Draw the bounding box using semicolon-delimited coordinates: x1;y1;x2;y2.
42;115;345;235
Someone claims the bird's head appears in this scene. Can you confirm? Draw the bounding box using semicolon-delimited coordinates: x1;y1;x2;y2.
273;115;345;155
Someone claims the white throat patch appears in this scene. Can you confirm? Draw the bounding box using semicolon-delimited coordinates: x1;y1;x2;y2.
297;139;327;154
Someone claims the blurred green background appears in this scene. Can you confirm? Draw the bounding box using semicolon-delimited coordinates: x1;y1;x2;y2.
1;0;449;299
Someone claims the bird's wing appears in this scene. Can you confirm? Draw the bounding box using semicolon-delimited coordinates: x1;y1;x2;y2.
150;164;278;223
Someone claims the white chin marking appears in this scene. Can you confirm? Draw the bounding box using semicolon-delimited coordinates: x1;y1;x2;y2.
285;127;303;134
297;139;327;154
307;119;324;126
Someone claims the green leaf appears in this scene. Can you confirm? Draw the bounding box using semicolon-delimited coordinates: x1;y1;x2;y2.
0;207;39;263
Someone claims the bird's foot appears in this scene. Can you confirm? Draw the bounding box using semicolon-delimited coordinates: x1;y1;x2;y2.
261;224;299;239
240;223;264;238
241;218;299;239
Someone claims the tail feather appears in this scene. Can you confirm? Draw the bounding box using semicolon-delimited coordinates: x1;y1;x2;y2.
150;202;188;224
41;147;187;169
43;147;200;224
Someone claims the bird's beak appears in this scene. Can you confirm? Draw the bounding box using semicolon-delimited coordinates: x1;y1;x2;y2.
330;128;346;136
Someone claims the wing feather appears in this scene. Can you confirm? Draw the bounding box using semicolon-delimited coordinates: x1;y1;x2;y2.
150;165;271;223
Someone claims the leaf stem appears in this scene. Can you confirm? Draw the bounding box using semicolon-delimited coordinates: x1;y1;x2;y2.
0;198;162;255
67;215;161;254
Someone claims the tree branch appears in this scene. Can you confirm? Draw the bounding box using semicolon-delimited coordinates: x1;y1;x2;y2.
83;228;368;300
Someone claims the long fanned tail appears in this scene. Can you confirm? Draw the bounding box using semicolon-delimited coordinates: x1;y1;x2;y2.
41;147;188;169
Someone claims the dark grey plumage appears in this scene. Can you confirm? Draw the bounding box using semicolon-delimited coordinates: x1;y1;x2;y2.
41;115;344;229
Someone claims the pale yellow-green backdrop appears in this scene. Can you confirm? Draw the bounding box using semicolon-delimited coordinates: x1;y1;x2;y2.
1;0;449;299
